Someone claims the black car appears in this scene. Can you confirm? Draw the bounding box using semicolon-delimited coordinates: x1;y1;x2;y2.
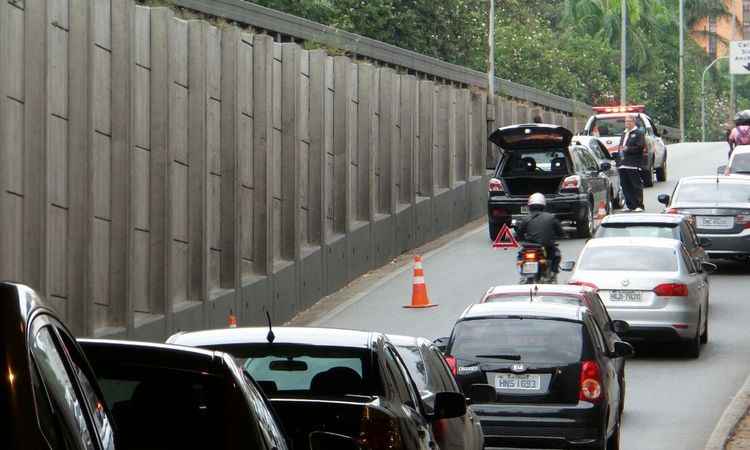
388;334;485;450
658;176;750;261
79;339;291;450
441;302;633;450
487;124;612;239
1;282;118;450
167;327;468;450
574;135;624;209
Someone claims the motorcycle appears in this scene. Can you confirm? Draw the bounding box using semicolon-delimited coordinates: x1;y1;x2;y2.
517;242;558;284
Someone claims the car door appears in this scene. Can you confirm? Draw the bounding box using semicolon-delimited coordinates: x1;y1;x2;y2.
591;140;620;197
681;220;708;265
679;246;707;329
575;146;608;210
585;292;625;375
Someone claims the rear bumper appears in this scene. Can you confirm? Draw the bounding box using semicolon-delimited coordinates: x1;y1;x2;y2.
488;194;589;225
607;306;699;341
474;401;605;449
699;229;750;258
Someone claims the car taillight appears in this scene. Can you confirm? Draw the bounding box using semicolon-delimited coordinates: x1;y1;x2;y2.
444;355;457;376
561;175;581;192
569;280;599;292
654;283;688;297
488;178;504;193
579;360;602;402
736;214;750;229
665;208;679;214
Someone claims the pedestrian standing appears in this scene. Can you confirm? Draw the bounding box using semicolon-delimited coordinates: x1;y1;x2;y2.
618;116;645;211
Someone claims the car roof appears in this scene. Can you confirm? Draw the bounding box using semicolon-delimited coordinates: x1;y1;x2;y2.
460;302;586;322
79;338;222;367
678;175;750;184
168;326;378;349
600;213;684;225
731;145;750;155
583;236;683;249
386;334;431;348
483;284;592;298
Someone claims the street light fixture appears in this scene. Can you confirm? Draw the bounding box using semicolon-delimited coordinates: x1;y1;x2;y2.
702;56;729;142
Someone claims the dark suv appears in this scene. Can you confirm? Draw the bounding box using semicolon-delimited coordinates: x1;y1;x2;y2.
487;124;612;239
441;302;633;450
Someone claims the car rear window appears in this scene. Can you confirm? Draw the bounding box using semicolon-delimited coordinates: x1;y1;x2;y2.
207;344;379;397
503;150;568;175
578;246;678;271
675;182;750;204
595;224;678;239
450;318;584;364
483;294;583;306
730;154;750;174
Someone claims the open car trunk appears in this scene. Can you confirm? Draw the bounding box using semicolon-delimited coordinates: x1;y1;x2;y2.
503;176;565;196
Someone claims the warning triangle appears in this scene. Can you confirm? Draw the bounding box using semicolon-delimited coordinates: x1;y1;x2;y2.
492;223;519;249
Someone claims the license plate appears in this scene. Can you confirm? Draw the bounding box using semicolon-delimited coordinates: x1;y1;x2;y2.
495;373;541;391
521;261;539;274
608;290;642;302
697;216;734;229
520;206;529;214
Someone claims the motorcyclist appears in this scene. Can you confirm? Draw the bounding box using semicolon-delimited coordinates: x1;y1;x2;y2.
515;193;563;274
728;111;750;158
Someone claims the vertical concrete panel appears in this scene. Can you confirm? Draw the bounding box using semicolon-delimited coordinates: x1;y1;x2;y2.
307;51;327;299
240;186;254;275
47;116;68;207
455;89;469;181
357;64;374;222
92;218;111;328
1;101;24;195
399;75;416;205
0;193;24;282
418;81;435;197
471;92;487;177
206;99;221;175
132;230;150;312
377;68;396;215
437;85;451;188
92;46;111;136
131;149;150;231
238;37;255;278
333;56;352;234
6;5;25;102
253;35;274;275
133;6;150;67
132;65;150;150
92;133;111;218
93;0;111;50
47;26;68;119
281;43;302;262
48;206;68;299
271;45;283;263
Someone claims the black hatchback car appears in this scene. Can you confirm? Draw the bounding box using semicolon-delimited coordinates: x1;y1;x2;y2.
487;124;612;239
441;302;633;450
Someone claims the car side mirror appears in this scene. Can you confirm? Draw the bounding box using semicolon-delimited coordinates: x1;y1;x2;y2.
309;431;359;450
560;261;576;272
467;384;497;405
699;237;712;248
600;161;612;172
717;165;727;175
657;194;670;205
611;320;629;335
611;341;635;359
701;261;718;274
433;337;450;353
431;392;467;420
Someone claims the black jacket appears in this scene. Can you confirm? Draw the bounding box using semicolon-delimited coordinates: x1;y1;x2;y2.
618;127;646;168
516;211;563;247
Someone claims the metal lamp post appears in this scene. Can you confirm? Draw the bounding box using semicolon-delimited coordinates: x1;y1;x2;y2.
679;0;685;142
702;56;728;142
621;0;627;104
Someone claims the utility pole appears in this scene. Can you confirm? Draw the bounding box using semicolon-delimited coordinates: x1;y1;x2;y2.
679;0;685;141
730;0;737;121
620;0;627;104
488;0;495;105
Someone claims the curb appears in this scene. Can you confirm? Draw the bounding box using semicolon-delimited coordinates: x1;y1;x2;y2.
705;371;750;450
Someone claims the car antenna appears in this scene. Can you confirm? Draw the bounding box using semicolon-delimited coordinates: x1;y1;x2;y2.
265;310;275;344
529;287;534;302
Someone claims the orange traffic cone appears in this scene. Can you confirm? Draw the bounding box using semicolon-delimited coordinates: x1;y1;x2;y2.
228;309;238;328
404;256;438;308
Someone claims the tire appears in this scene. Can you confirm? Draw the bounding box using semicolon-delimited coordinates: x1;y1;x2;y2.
489;223;500;241
577;204;594;238
685;317;701;359
701;309;709;344
656;156;668;182
607;422;621;450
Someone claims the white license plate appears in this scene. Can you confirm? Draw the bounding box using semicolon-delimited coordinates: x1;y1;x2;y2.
608;290;642;302
520;206;529;214
521;261;539;274
495;373;541;391
697;216;734;229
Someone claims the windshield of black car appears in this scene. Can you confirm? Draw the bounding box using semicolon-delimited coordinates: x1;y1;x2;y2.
578;246;678;271
595;224;679;239
205;344;379;396
450;318;584;364
502;150;568;175
674;181;750;204
730;154;750;173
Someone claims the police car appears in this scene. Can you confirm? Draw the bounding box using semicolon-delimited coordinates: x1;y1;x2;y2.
581;105;668;187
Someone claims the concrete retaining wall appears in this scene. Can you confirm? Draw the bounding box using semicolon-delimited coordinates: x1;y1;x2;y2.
0;0;585;339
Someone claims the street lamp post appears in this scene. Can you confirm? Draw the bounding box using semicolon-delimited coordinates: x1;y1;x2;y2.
679;0;685;142
487;0;495;105
701;56;728;142
621;0;627;104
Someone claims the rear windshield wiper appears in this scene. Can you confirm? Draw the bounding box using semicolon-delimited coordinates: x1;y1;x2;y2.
474;354;522;361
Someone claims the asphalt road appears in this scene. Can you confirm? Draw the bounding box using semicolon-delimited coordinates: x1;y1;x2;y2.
315;142;750;450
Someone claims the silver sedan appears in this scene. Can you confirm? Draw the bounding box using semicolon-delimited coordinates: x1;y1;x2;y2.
562;237;713;358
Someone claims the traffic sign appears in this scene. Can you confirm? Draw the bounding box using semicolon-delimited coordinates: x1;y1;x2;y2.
730;41;750;75
492;224;519;249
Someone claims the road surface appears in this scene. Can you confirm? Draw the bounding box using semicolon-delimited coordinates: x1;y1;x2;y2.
314;142;750;450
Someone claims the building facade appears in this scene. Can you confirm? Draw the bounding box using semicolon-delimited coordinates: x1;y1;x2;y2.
693;0;744;58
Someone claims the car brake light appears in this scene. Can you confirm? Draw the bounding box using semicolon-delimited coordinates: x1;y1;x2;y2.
488;178;504;193
561;175;581;192
736;214;750;229
654;283;689;297
579;360;602;402
445;355;457;376
569;280;599;291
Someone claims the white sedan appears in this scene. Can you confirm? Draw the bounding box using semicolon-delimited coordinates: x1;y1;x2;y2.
562;237;714;358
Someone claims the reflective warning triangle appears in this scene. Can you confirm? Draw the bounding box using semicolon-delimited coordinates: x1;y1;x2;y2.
492;223;519;249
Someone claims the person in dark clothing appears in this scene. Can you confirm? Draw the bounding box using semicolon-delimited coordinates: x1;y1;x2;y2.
515;193;563;273
617;115;645;211
533;114;543;123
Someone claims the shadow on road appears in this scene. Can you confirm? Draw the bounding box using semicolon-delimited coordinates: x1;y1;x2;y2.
710;259;750;276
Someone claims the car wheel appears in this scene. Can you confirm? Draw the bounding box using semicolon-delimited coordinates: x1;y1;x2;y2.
607;421;621;450
577;204;594;238
489;223;500;241
656;156;668;182
685;319;701;359
701;309;709;344
642;161;655;188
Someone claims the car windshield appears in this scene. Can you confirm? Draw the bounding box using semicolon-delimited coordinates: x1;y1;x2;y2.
578;246;678;271
503;150;568;174
730;154;750;174
674;182;750;204
206;344;379;397
451;318;584;364
595;224;678;239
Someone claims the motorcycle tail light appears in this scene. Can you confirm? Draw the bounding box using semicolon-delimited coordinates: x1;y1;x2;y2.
523;251;538;261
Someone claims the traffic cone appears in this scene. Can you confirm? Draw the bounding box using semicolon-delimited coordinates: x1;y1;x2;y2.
404;256;438;308
228;309;237;328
